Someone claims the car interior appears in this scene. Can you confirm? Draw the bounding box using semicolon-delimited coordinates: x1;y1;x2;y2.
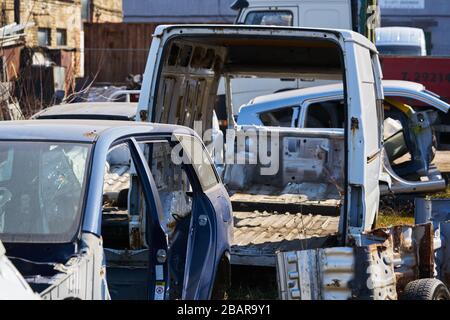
101;140;194;300
304;100;345;129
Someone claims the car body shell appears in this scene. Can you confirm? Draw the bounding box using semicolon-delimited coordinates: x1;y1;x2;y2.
133;24;450;301
237;80;450;126
0;120;233;300
32;102;138;121
236;80;449;195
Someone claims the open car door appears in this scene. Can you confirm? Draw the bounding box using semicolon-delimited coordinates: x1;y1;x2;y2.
175;134;231;299
344;45;384;240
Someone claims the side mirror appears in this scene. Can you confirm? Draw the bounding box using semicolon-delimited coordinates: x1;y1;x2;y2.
230;0;249;11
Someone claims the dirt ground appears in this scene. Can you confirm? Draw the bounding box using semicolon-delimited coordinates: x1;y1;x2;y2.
228;266;278;300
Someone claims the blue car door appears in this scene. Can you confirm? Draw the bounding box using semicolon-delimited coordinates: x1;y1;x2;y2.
128;138;169;300
175;134;226;299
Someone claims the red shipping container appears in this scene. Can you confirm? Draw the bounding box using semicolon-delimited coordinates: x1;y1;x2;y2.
381;56;450;103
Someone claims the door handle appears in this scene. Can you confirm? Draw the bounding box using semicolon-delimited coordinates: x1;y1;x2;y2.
156;249;167;263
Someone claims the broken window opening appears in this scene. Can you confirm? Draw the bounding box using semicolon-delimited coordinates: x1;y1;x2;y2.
260;107;295;127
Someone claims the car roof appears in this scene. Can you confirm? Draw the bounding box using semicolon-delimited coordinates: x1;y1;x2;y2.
33;102;137;120
0;120;196;143
155;24;378;52
246;83;343;107
383;80;425;92
240;80;447;113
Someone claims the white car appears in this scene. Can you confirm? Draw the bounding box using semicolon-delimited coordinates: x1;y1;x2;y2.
237;80;450;195
0;241;40;300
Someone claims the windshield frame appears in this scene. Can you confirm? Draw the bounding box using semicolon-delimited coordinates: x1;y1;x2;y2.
0;139;93;244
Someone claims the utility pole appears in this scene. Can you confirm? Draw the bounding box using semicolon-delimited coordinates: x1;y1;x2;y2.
14;0;20;24
359;0;380;43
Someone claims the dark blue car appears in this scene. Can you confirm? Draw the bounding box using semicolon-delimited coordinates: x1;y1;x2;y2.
0;120;233;300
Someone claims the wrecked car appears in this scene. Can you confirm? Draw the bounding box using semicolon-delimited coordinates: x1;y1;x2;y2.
134;24;450;299
0;120;233;300
277;197;450;300
236;80;449;195
135;24;383;267
32;102;138;121
31;101;224;173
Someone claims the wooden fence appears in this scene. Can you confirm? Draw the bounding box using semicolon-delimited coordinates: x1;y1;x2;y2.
83;22;161;84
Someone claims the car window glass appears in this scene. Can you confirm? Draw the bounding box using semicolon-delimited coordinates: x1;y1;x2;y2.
0;149;13;183
244;11;293;26
377;45;422;56
305;100;344;128
0;142;89;242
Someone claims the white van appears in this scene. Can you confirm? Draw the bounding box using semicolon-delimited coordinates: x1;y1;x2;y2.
218;0;379;117
234;0;353;30
375;27;427;56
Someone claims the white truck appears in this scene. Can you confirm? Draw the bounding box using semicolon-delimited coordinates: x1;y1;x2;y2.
233;0;355;29
375;27;427;56
136;24;450;299
216;0;380;118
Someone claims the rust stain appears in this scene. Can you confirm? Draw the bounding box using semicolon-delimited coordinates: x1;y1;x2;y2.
330;279;341;287
83;130;98;139
350;117;359;134
130;228;141;250
418;223;434;279
139;110;148;122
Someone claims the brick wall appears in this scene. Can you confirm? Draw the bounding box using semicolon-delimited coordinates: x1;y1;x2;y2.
1;0;16;25
2;1;123;77
91;0;123;23
19;1;81;48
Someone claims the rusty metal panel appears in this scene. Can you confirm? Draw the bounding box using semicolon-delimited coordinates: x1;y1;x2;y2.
415;198;450;287
39;234;109;300
320;247;355;300
353;244;397;300
83;23;163;84
366;223;435;294
0;45;22;81
276;245;397;300
440;221;450;287
276;222;438;300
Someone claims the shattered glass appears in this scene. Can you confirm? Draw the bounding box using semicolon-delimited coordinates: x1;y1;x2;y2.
0;142;90;242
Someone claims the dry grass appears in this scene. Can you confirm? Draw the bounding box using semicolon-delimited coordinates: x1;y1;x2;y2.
429;184;450;199
376;180;449;228
376;214;415;228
